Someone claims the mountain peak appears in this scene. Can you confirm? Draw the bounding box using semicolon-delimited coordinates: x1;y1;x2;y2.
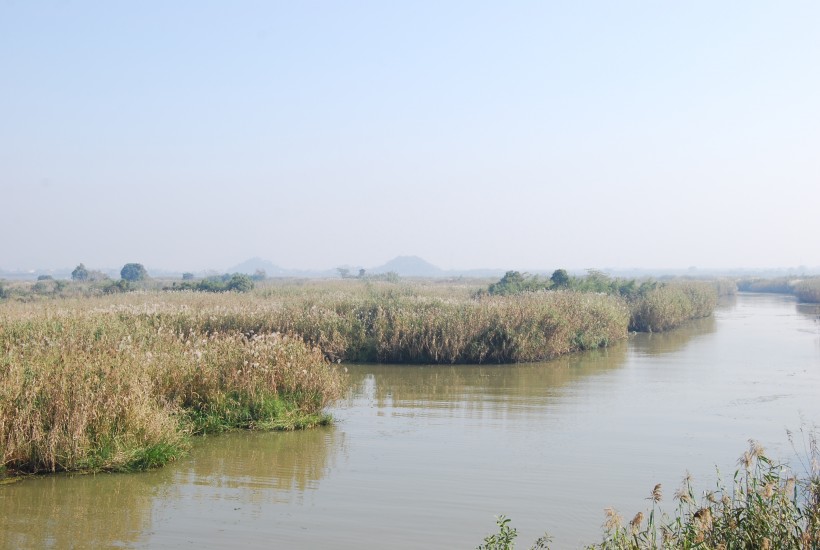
370;256;444;277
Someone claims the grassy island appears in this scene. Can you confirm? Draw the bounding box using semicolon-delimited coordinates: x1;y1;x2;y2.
1;275;719;478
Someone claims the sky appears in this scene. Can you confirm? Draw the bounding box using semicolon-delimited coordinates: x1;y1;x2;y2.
2;1;819;273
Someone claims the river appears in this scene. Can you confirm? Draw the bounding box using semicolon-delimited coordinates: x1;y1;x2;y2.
2;293;819;548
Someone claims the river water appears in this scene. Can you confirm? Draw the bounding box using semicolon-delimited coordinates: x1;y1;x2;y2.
2;293;819;548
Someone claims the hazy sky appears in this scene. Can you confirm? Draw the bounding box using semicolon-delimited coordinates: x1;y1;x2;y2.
2;1;819;272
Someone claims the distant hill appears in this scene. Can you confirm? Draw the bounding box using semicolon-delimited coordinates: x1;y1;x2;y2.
228;257;291;276
369;256;445;277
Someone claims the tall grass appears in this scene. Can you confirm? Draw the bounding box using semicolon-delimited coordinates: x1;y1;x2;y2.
737;277;796;294
115;289;631;364
589;437;820;549
794;280;820;304
478;436;820;549
736;276;820;304
627;282;718;333
1;279;718;476
0;303;342;476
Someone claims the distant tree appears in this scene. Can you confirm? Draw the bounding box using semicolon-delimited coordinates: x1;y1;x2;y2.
72;263;89;281
0;282;7;299
87;270;109;281
121;263;149;282
225;274;254;292
358;268;366;278
487;271;550;296
37;274;54;281
182;272;195;281
251;269;267;281
550;269;570;288
337;267;351;279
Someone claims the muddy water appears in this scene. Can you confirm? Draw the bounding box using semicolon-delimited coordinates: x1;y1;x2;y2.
2;293;819;548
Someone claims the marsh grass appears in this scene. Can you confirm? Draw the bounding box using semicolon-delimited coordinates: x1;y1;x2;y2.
480;435;820;549
794;280;820;304
588;437;820;549
738;276;820;304
627;282;717;333
0;303;342;476
141;288;631;363
1;279;717;477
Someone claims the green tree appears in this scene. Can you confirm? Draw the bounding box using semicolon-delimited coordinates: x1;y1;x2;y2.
226;274;254;292
550;269;570;288
182;272;195;280
488;271;527;295
487;271;553;296
72;263;89;281
120;263;148;282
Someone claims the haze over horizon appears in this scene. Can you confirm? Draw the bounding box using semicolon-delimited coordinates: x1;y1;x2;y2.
3;2;818;273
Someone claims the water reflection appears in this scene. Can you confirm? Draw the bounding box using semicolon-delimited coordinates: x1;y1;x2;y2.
345;342;628;410
0;467;175;548
174;427;344;503
346;313;716;412
796;302;820;322
0;426;343;548
629;315;717;356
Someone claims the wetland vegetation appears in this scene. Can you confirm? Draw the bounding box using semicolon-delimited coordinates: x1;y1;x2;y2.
738;276;820;304
0;299;342;477
478;436;820;549
1;273;718;479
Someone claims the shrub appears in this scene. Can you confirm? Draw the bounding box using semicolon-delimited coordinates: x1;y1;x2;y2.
487;271;551;295
226;274;254;292
171;273;254;293
104;279;132;294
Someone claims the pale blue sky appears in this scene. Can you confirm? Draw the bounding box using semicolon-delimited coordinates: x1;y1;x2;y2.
2;1;818;272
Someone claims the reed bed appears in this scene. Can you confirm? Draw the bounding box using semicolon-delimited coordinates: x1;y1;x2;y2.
94;289;631;364
737;277;796;294
794;279;820;304
0;303;342;476
479;436;820;549
627;282;717;333
735;276;820;304
0;279;717;476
